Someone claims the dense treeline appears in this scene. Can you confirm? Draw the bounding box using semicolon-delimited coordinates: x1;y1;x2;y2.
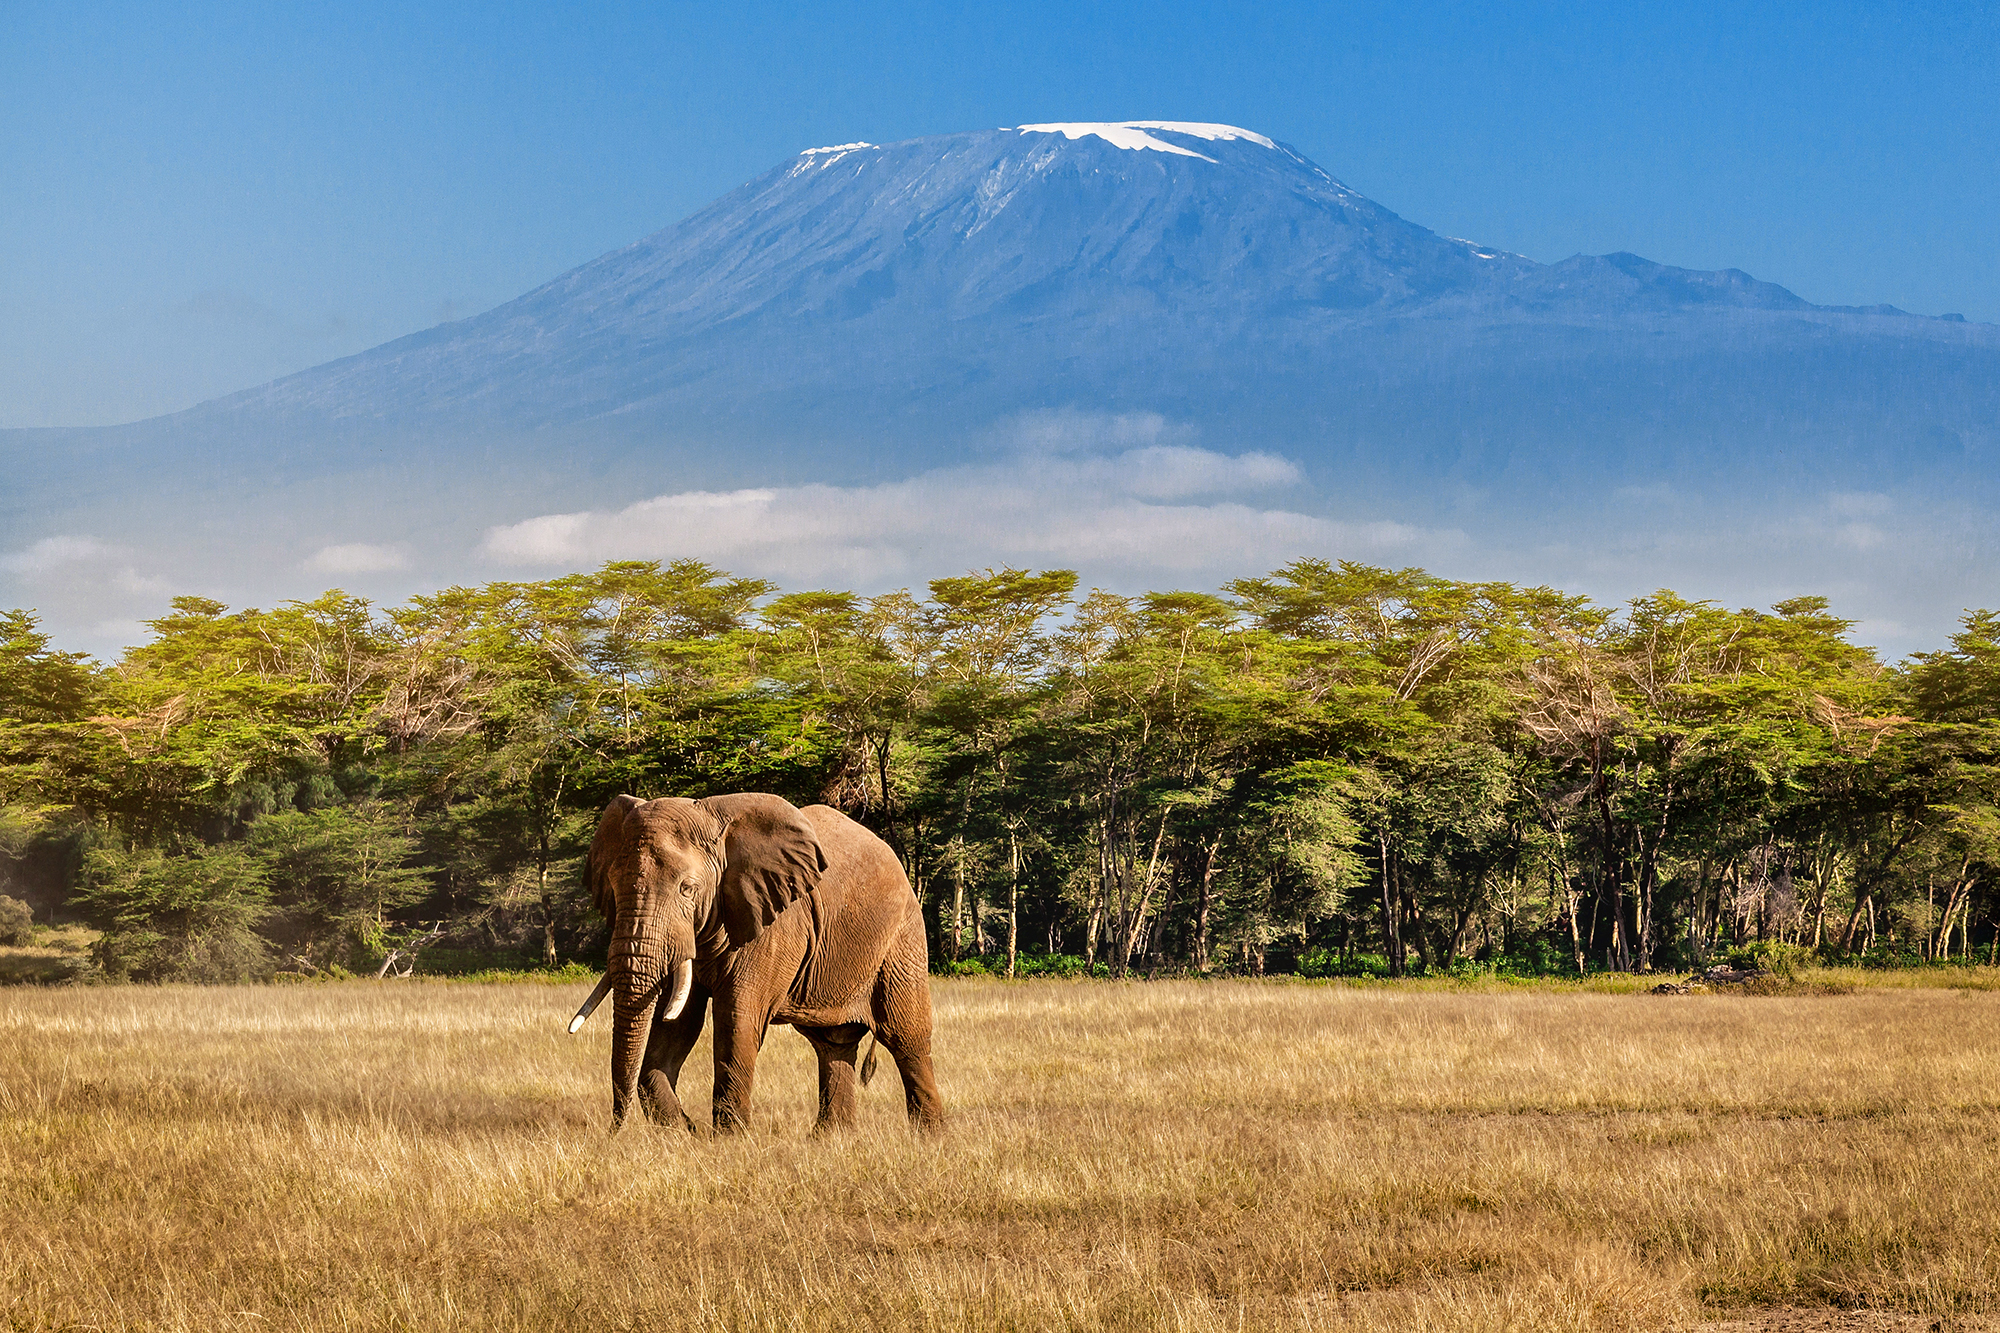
3;560;1998;982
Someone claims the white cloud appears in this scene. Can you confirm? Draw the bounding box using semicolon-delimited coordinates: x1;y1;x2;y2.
1828;491;1893;518
0;535;114;574
1834;522;1886;551
1110;446;1300;500
305;543;409;574
1004;408;1193;454
112;568;172;596
481;445;1445;585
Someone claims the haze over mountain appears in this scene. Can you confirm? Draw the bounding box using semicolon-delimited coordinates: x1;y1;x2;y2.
5;121;1996;655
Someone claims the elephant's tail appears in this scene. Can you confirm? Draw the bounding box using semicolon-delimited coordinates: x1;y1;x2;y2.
859;1033;881;1087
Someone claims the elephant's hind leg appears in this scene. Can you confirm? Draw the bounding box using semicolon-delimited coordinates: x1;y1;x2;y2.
873;921;945;1134
639;987;710;1133
798;1022;870;1133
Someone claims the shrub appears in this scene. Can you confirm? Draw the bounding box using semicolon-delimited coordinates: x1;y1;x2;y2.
75;844;273;983
1501;937;1582;977
1011;952;1088;978
0;893;32;946
1725;941;1815;978
1295;948;1394;979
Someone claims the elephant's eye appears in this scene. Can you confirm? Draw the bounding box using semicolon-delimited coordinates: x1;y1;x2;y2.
678;878;695;898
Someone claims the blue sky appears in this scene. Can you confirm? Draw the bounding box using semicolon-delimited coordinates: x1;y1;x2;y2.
4;0;1997;427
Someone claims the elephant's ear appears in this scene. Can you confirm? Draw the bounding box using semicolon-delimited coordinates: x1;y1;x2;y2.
587;794;644;922
697;793;826;948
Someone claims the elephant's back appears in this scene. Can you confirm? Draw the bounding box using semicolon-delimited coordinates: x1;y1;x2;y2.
799;805;912;901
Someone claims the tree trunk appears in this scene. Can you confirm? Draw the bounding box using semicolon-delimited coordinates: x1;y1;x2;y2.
1935;869;1971;959
1378;832;1403;977
1151;845;1181;970
949;832;966;961
1634;753;1676;972
1446;910;1470;968
1809;851;1831;949
1006;826;1020;979
1841;891;1872;951
538;826;558;967
1404;885;1434;972
1085;814;1105;972
1194;835;1220;971
1565;874;1585;975
1116;810;1171;976
1591;738;1631;971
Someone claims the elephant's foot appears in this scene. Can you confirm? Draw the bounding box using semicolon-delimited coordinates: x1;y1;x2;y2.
812;1061;860;1134
810;1075;860;1135
711;1058;757;1133
638;1068;698;1133
880;1044;945;1133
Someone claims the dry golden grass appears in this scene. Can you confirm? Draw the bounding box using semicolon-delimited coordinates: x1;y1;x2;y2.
0;927;94;986
3;977;1999;1332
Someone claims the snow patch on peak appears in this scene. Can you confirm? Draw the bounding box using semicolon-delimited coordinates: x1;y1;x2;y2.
1014;123;1218;161
790;143;877;176
1013;121;1280;159
1444;236;1516;261
1122;121;1277;150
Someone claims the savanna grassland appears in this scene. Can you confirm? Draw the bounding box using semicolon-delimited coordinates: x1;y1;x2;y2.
5;977;1999;1333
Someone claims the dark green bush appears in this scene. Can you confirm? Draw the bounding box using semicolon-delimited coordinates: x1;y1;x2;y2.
76;844;273;983
1011;952;1088;978
1295;948;1394;979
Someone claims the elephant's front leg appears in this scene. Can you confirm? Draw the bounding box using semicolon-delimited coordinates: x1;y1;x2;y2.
708;992;770;1132
638;986;710;1132
798;1022;870;1133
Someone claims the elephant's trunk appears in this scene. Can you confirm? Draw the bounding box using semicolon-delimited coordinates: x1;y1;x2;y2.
607;908;670;1126
609;983;657;1126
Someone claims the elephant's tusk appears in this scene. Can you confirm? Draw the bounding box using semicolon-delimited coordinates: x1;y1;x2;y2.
661;959;695;1022
567;973;616;1034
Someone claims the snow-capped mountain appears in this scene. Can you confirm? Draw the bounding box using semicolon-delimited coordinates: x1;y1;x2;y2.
19;120;1998;489
5;121;1998;655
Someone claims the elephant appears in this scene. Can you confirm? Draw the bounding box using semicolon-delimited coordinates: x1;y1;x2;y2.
567;791;944;1135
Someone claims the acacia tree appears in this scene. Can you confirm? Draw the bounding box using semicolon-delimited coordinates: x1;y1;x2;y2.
920;569;1076;967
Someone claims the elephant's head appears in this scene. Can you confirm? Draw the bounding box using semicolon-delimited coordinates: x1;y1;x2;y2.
573;793;826;1120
